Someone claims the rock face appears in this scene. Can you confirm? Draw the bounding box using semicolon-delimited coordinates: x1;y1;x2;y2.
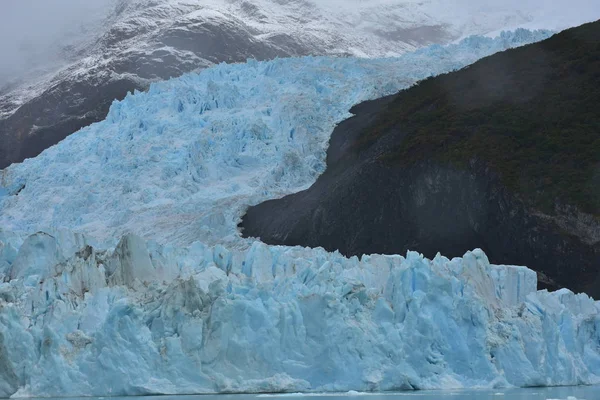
241;20;600;298
2;0;598;170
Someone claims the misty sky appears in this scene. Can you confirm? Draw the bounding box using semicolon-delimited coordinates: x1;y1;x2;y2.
0;0;116;85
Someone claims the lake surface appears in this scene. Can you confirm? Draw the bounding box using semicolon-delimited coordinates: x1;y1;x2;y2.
17;387;600;400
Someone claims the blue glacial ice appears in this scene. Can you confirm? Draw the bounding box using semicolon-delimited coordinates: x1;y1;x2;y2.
0;29;552;249
3;28;597;398
1;230;600;398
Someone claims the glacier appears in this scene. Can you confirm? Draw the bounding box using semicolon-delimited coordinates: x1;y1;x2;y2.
0;29;552;249
3;28;600;398
1;229;600;398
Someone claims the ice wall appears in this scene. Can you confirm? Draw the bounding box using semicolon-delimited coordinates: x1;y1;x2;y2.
1;229;599;398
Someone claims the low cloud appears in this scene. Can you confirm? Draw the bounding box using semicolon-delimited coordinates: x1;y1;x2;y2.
0;0;116;86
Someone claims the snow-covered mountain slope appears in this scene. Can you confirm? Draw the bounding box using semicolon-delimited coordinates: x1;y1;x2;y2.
0;30;553;248
1;228;600;398
2;0;599;169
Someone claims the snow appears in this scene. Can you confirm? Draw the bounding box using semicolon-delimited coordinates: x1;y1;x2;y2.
1;229;600;398
105;0;600;59
0;29;552;248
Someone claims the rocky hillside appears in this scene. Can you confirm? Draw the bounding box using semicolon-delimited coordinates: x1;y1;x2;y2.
241;20;600;297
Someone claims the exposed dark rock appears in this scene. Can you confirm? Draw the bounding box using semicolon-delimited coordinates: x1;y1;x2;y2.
241;20;600;298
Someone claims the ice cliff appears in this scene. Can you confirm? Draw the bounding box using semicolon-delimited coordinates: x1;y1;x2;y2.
1;229;600;397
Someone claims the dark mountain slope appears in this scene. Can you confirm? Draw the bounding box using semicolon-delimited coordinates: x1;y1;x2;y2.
241;20;600;297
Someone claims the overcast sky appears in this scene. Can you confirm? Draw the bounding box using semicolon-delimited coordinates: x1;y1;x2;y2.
0;0;116;85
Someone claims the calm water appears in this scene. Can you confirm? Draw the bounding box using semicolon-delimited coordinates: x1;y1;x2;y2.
17;387;600;400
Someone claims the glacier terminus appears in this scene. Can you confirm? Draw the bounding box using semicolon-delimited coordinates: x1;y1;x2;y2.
1;230;600;397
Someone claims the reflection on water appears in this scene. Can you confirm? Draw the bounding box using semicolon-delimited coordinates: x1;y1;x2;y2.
19;386;600;400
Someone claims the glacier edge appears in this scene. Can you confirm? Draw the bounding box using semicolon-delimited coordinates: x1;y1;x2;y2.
1;229;600;398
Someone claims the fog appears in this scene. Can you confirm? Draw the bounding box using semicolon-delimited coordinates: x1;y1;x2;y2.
0;0;116;86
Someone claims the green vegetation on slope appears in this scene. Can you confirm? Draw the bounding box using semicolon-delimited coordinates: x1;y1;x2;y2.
358;21;600;215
